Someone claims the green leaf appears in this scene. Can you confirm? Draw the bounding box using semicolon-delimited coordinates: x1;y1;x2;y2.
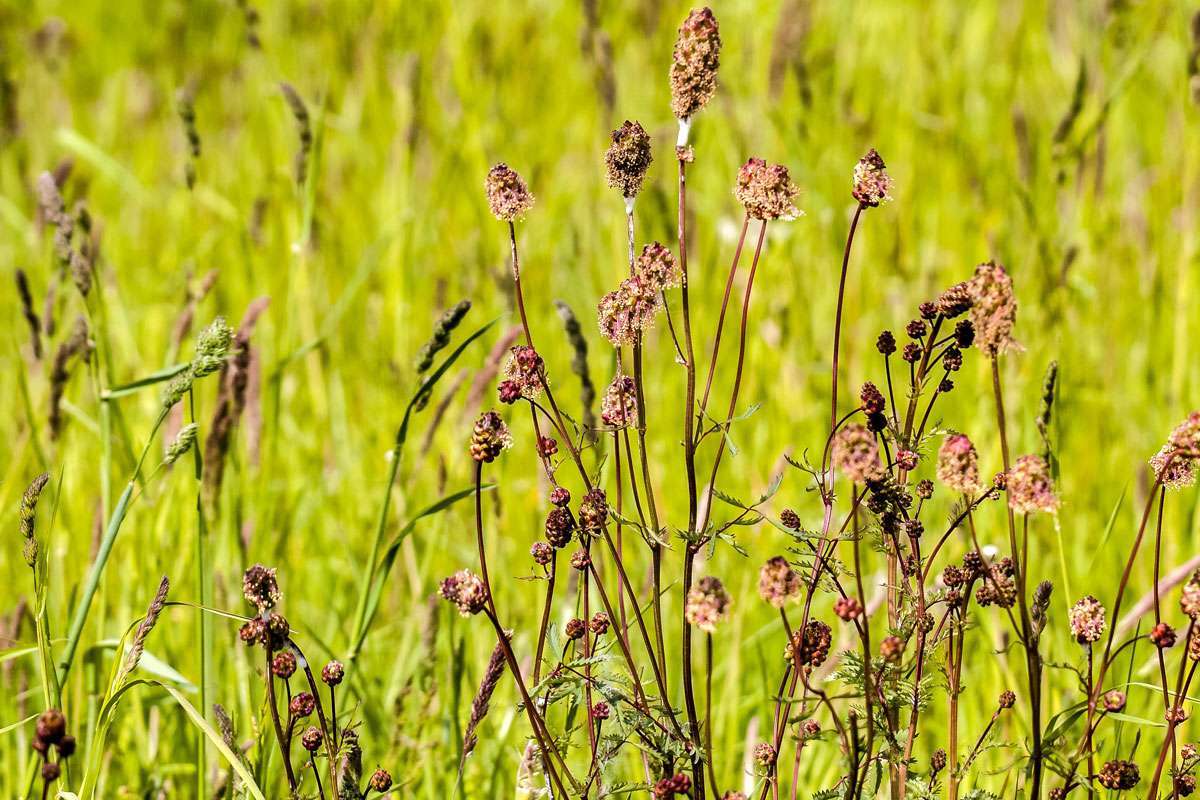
103;363;190;399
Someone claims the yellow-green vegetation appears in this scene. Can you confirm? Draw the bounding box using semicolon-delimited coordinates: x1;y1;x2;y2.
1;1;1198;798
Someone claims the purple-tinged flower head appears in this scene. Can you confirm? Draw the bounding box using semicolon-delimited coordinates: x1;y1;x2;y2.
967;261;1018;357
998;690;1016;709
786;620;832;667
321;660;344;686
906;319;927;339
565;617;586;640
876;330;897;355
1150;444;1196;489
537;435;558;457
549;486;571;507
439;569;488;616
301;726;322;752
937;434;982;494
834;596;863;621
570;549;590;571
902;343;921;363
271;650;297;679
953;319;975;348
1175;774;1197;796
753;742;776;768
530;541;553;566
266;612;290;647
470;411;512;463
636;242;681;291
591;701;611;720
1103;690;1127;712
896;449;918;472
1150;622;1177;648
684;576;732;632
1170;412;1200;454
654;773;693;798
1069;595;1106;644
605;120;653;200
1182;570;1200;619
859;382;885;414
369;768;393;792
852;149;892;207
242;564;281;611
936;282;973;319
502;345;545;399
779;508;801;530
734;158;802;221
544;507;575;548
1097;760;1140;791
1007;454;1058;513
598;272;664;346
578;488;608;533
919;301;938;321
497;380;521;404
589;611;610;636
669;8;721;121
601;374;638;428
758;556;801;608
484;163;534;222
831;424;885;484
289;692;315;718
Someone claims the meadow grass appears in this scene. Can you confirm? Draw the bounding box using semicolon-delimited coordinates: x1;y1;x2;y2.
1;1;1198;797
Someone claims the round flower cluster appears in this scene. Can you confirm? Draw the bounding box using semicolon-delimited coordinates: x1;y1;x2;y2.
243;563;281;611
601;374;638;428
684;575;732;632
605;120;653;199
967;260;1018;357
832;424;885;484
636;242;681;290
851;149;892;207
734;157;802;221
484;163;534;222
470;411;513;463
1068;595;1106;644
758;556;801;608
598;271;664;346
1006;454;1059;514
501;345;545;399
937;433;982;494
785;620;832;668
439;569;488;616
1097;759;1140;791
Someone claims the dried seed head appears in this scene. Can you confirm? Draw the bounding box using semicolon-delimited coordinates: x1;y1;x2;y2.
589;612;610;636
601;374;638;428
876;330;897;355
1150;622;1177;648
470;411;512;463
669;8;721;120
734;158;802;221
597;272;663;346
758;556;801;608
880;635;904;662
832;424;885;483
242;564;281;611
998;690;1016;709
544;507;575;548
684;575;732;632
439;569;488;616
1069;595;1106;644
1182;570;1200;619
752;742;776;767
41;762;60;782
484;163;534;221
937;434;982;494
1097;759;1140;791
288;692;315;718
1007;454;1059;514
779;508;801;530
19;472;50;566
786;620;832;667
931;749;947;773
852;149;893;207
530;541;553;566
605;120;653;199
502;345;545;399
834;596;863;621
415;299;472;373
860;382;885;414
565;617;586;640
636;241;681;291
936;282;973;318
967;261;1018;357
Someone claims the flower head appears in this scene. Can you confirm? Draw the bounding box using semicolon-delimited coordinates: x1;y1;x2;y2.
1007;454;1059;514
786;620;832;667
439;569;488;616
1168;411;1200;456
579;488;608;532
1182;570;1200;619
502;345;545;399
601;374;638;428
1150;444;1196;489
321;660;344;686
605;120;653;199
852;149;892;207
1069;595;1106;644
967;261;1018;357
936;282;973;318
684;576;732;632
289;692;315;718
598;272;663;346
470;411;512;463
669;8;721;120
1097;759;1140;791
937;434;982;494
758;556;801;608
637;241;681;291
735;158;802;221
831;424;885;483
242;564;281;611
484;163;534;221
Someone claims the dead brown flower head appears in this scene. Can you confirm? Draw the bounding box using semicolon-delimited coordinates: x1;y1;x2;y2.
605;120;653;199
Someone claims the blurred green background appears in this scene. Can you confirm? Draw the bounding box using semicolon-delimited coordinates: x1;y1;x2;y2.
1;0;1198;796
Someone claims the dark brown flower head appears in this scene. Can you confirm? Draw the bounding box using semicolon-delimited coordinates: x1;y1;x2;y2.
906;319;927;339
439;569;488;616
876;330;897;355
565;617;586;640
880;634;904;663
301;726;323;752
916;479;934;499
834;596;863;621
1069;595;1106;644
321;660;344;686
1176;774;1197;796
545;507;575;548
931;749;947;773
1102;690;1127;712
502;345;545;399
271;650;297;679
937;282;973;318
470;411;512;463
758;556;801;607
852;149;893;207
578;488;608;532
266;612;290;647
786;620;832;668
36;709;66;745
919;301;937;320
598;272;664;345
570;549;590;571
549;487;571;507
967;261;1018;357
242;564;281;611
943;347;963;371
937;434;982;494
636;241;681;290
669;8;721;120
1008;454;1058;514
780;508;801;530
289;691;315;718
1097;759;1139;790
589;611;610;636
735;158;802;221
753;742;776;767
601;374;638;428
953;319;975;348
998;690;1016;709
484;163;534;221
530;540;553;566
368;769;393;792
605;120;653;199
41;762;60;782
537;435;558;457
57;734;76;757
860;382;885;414
685;575;732;632
1150;622;1177;648
832;424;885;483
